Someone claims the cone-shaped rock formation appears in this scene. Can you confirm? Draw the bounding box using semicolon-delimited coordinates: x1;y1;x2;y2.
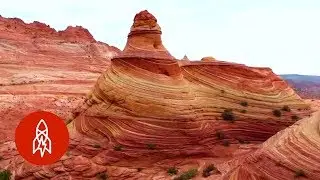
73;9;310;160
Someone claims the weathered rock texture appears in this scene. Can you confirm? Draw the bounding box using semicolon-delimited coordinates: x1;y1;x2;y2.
221;110;320;180
1;10;318;180
0;15;120;143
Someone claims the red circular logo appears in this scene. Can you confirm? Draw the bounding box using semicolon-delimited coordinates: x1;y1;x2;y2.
15;111;69;165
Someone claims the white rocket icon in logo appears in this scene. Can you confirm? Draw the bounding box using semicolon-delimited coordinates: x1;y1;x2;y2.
32;119;52;157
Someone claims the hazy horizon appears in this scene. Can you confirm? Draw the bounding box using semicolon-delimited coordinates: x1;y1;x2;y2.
1;0;319;75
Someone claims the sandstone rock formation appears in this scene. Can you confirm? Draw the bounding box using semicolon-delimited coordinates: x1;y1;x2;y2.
0;15;120;144
221;110;320;180
201;56;216;62
1;10;318;180
178;54;190;66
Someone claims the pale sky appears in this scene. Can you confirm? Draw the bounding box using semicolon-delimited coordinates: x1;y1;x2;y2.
1;0;319;75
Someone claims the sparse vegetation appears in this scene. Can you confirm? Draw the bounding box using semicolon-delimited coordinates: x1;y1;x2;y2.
240;101;248;107
0;170;11;180
0;156;3;161
73;111;80;118
66;151;70;156
96;172;108;180
202;164;220;177
65;118;72;124
298;108;302;111
273;109;282;117
93;144;101;148
137;168;143;172
282;105;291;112
215;131;225;140
220;90;225;93
222;140;230;147
236;138;250;144
113;145;123;151
291;115;300;121
294;169;306;178
147;143;156;150
167;167;178;175
240;109;247;113
221;109;235;122
174;168;198;180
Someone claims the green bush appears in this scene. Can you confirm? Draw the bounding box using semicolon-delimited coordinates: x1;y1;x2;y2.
96;172;108;180
240;101;248;107
0;170;11;180
282;105;291;112
167;167;178;175
65;118;72;124
291;115;300;121
294;169;306;178
273;109;282;117
202;164;220;177
236;138;250;144
174;168;198;180
113;145;123;151
137;168;143;172
222;140;230;147
147;143;156;150
221;109;235;122
93;144;101;148
240;109;247;113
215;131;225;140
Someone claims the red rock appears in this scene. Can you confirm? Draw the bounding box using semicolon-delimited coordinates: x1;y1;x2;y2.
1;10;318;180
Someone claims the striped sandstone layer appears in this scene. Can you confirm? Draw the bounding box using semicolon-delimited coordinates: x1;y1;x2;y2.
0;15;120;144
3;10;316;180
221;107;320;180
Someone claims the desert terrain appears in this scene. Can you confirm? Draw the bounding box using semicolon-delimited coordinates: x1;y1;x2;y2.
0;10;319;180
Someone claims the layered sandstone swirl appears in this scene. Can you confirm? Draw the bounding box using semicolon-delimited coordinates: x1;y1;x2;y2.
10;10;319;180
73;9;309;152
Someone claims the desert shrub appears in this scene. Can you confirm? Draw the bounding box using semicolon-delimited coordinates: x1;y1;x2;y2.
96;172;108;180
137;168;143;172
65;118;72;124
236;138;250;144
222;140;230;147
298;108;302;111
147;143;156;150
273;109;282;117
221;109;235;122
73;111;80;118
215;131;225;140
291;115;300;121
93;144;101;148
113;145;123;151
282;105;291;112
240;109;247;113
0;170;11;180
66;151;70;156
202;164;220;177
0;156;3;161
167;167;178;175
294;169;306;178
220;90;225;93
174;168;198;180
240;101;248;107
